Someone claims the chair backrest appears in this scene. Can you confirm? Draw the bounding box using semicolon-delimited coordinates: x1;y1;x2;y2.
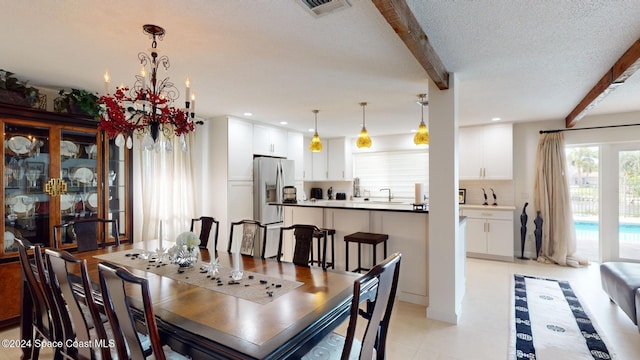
15;239;59;346
343;252;401;360
277;224;326;269
190;216;219;250
228;219;267;258
45;249;109;360
53;218;120;252
98;261;166;360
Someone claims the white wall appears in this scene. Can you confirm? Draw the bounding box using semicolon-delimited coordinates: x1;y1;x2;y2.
512;110;640;257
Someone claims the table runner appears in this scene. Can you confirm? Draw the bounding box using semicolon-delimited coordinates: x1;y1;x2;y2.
94;251;303;305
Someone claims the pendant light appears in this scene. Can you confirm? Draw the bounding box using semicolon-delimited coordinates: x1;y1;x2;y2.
309;109;323;152
356;102;372;148
413;93;429;145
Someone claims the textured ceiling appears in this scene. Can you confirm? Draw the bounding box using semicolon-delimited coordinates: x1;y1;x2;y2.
1;0;640;138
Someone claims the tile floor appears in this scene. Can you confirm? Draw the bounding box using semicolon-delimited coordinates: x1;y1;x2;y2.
1;257;639;359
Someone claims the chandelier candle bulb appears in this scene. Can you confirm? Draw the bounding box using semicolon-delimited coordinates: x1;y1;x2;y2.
104;71;110;95
140;66;147;90
185;77;190;104
191;93;195;116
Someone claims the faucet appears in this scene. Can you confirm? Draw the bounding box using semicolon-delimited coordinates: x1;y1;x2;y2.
380;188;392;202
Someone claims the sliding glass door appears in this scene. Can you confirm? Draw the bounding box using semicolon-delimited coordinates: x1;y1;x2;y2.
566;146;600;262
618;147;640;261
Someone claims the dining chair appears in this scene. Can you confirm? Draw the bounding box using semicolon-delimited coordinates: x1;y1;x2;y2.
97;261;190;360
15;239;62;360
53;218;120;252
277;224;328;269
227;219;267;258
44;248;110;360
190;216;219;250
302;252;402;360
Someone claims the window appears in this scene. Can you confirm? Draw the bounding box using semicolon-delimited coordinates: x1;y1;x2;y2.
353;149;428;200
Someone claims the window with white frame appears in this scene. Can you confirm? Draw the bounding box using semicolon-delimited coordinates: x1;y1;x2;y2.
352;149;428;201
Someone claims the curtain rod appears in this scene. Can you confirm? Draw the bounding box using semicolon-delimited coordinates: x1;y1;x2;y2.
539;123;640;134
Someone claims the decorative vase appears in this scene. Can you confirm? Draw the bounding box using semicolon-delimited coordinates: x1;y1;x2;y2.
172;246;199;268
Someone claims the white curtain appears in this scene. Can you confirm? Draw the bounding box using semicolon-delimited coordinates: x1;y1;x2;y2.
138;133;196;245
534;132;587;267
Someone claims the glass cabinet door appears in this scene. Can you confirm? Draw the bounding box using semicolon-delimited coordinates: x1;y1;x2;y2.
4;122;51;253
107;139;128;241
56;128;101;247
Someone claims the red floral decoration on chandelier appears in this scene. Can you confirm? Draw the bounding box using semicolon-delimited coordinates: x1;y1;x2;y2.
97;87;195;140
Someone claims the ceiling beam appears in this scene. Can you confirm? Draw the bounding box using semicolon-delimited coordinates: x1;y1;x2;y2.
372;0;449;90
566;37;640;128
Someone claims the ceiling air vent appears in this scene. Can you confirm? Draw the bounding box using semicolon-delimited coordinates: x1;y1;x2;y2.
299;0;351;17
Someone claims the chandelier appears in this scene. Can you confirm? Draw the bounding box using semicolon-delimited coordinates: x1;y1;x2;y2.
98;24;197;152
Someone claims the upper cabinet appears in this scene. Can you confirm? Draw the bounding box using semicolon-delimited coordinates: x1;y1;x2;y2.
287;131;304;181
307;137;352;181
228;118;254;181
459;123;513;180
327;137;353;181
253;124;288;157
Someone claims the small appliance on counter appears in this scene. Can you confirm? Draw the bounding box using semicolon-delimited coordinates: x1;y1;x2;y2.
310;187;323;200
353;177;361;197
282;186;297;203
327;187;333;200
336;192;347;200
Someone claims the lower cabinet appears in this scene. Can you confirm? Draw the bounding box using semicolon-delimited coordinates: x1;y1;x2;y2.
463;208;514;261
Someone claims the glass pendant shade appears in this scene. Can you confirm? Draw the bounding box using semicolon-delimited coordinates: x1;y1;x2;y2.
414;94;429;145
413;121;429;145
309;109;323;152
357;102;372;148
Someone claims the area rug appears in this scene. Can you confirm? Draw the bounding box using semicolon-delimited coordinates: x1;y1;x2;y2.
509;274;615;359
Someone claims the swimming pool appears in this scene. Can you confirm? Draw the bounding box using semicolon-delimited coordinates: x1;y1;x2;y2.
575;221;640;242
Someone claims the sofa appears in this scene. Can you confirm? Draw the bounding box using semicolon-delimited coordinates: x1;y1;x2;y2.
600;261;640;328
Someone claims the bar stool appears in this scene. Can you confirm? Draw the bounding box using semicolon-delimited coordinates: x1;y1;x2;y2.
310;228;336;269
344;232;388;273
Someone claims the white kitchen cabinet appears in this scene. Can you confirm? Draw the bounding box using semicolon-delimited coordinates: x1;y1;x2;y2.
459;123;512;180
253;124;288;157
312;149;328;180
287;131;304;181
462;207;514;261
327;137;353;181
228;118;254;180
303;137;312;180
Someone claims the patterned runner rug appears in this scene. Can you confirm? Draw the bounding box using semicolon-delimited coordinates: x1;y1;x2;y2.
509;274;615;360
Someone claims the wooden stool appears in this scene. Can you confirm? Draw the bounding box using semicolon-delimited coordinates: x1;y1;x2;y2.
344;232;388;273
310;228;336;269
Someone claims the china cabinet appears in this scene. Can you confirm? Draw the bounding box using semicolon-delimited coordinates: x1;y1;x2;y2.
0;104;132;328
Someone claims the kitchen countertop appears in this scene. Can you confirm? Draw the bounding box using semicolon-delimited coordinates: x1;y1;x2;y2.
272;200;429;213
459;204;516;211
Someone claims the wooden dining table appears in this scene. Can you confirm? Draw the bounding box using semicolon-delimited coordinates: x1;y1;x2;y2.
20;241;362;359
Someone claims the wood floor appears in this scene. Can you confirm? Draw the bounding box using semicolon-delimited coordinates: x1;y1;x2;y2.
1;257;639;359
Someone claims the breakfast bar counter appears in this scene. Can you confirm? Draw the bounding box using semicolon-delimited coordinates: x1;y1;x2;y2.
275;201;445;306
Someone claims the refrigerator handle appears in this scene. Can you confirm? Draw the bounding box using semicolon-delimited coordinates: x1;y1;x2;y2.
276;161;283;217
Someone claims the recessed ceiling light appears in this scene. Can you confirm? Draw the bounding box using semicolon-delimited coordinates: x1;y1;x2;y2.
308;128;315;132
280;121;288;125
244;112;253;117
411;129;417;133
491;117;501;121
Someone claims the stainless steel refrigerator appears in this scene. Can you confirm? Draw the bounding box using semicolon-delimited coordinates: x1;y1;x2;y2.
253;157;295;257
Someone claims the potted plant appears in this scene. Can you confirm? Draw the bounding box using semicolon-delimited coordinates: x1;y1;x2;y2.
0;69;40;107
55;88;100;119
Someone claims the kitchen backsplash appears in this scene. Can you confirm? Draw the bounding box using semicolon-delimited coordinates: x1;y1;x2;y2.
459;180;514;206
